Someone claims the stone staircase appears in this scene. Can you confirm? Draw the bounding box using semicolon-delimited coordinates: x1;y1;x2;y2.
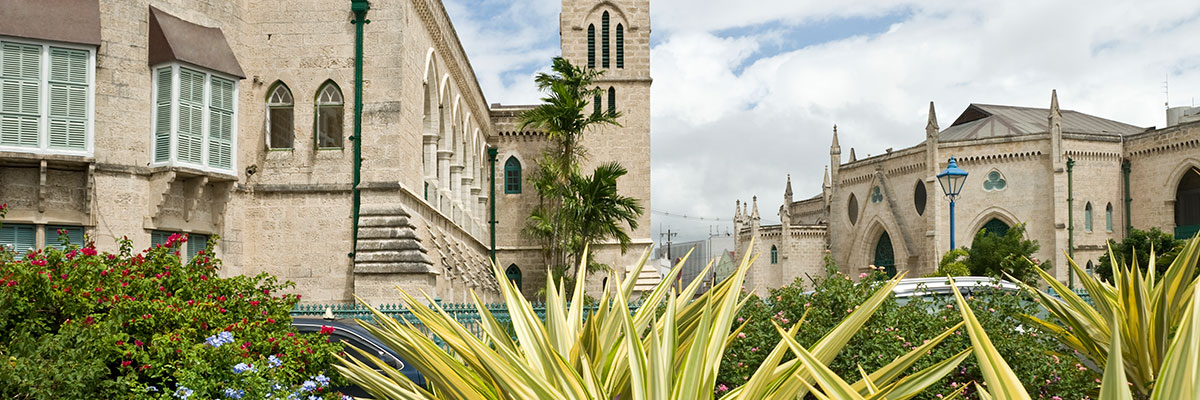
354;204;434;274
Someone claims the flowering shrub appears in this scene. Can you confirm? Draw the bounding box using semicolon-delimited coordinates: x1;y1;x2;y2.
0;228;350;399
717;269;1099;399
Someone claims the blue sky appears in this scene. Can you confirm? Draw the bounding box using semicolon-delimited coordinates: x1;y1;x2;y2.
444;0;1200;244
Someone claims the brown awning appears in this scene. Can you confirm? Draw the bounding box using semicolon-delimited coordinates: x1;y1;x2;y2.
148;6;244;79
0;0;101;46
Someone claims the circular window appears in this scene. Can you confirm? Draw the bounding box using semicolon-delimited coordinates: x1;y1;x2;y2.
914;180;927;216
848;193;859;225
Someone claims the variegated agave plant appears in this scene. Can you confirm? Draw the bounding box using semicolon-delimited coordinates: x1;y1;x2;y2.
334;240;970;400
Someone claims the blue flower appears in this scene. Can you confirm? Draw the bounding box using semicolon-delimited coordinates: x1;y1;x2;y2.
173;386;194;399
300;380;317;392
313;374;330;387
146;385;158;392
205;331;236;348
341;395;353;400
222;388;245;399
268;355;282;368
232;362;255;374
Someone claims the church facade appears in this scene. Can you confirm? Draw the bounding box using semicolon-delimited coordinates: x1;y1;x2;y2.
0;0;651;305
735;93;1200;295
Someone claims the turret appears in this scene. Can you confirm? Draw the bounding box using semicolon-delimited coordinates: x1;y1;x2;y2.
829;125;842;186
822;166;832;207
1049;89;1063;163
783;174;793;204
781;175;793;225
734;199;743;234
926;101;941;181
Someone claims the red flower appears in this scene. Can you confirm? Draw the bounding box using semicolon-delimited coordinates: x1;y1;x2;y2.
249;300;259;306
140;364;151;371
120;361;131;367
267;318;276;324
319;326;335;335
116;340;124;346
82;247;97;256
84;316;94;325
134;340;143;347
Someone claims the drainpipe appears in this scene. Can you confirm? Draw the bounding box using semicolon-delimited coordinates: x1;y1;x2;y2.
1122;159;1132;235
1066;157;1075;290
487;147;498;264
349;0;369;258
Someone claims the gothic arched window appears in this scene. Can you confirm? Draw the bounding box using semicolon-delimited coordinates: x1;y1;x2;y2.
607;87;616;114
602;12;610;68
504;156;522;194
1106;203;1113;232
266;82;293;149
587;24;596;69
1085;202;1094;232
616;24;624;69
315;81;344;149
506;264;522;291
770;245;778;264
593;89;602;116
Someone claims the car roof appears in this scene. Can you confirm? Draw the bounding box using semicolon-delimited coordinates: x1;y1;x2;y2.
891;276;1021;298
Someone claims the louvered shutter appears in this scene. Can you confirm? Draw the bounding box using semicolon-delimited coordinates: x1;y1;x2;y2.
177;69;205;164
46;225;85;250
154;67;173;162
1;42;41;147
208;77;233;170
187;233;209;261
0;224;37;260
150;230;171;247
48;47;88;150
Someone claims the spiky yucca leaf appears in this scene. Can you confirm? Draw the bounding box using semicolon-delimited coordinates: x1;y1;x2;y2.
949;277;1031;399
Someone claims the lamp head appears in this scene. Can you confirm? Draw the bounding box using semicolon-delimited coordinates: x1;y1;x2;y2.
937;156;969;199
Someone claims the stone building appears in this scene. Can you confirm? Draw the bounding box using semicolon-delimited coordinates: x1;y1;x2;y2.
735;92;1200;295
0;0;652;305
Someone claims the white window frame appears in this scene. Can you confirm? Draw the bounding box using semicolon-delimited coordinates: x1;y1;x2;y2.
149;62;239;175
0;35;95;157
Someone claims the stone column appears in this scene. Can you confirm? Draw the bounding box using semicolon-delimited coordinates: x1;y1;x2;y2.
437;150;453;211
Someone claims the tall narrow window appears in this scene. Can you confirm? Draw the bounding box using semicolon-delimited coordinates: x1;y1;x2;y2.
593;90;601;116
504;156;521;194
770;245;778;264
1084;202;1093;232
506;264;522;290
607;87;616;114
587;24;596;69
601;12;610;68
616;24;624;69
266;82;293;149
315;81;343;149
1106;203;1113;232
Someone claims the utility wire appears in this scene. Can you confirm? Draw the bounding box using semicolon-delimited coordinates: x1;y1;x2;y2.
651;209;731;222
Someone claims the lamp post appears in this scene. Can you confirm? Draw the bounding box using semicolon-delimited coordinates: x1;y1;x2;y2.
937;157;969;249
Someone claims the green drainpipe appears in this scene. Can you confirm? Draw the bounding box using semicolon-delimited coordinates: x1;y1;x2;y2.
1122;159;1132;235
487;147;498;264
349;0;369;258
1066;157;1075;290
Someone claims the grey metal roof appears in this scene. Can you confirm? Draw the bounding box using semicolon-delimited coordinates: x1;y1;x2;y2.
939;104;1145;142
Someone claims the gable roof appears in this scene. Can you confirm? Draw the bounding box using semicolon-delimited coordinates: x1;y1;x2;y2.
939;103;1145;141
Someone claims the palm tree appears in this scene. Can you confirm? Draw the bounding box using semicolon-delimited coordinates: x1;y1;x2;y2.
517;57;638;281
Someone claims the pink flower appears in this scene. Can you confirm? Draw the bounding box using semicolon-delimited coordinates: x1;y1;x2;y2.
736;332;746;338
859;273;868;278
320;326;336;335
82;248;97;256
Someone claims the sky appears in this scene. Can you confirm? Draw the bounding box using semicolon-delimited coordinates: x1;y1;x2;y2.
442;0;1200;245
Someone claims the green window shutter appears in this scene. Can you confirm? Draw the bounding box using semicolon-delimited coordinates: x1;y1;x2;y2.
150;230;172;247
1;42;42;147
48;47;88;150
154;67;173;162
601;12;610;68
587;25;595;69
45;225;84;250
593;92;601;116
176;69;205;164
187;233;209;261
0;224;37;260
504;156;521;194
616;24;624;68
607;87;616;114
208;77;233;169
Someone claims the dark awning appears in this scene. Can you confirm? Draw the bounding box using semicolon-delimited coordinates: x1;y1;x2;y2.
0;0;101;46
148;6;245;79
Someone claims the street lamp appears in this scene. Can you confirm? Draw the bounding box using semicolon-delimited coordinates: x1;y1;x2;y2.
937;157;969;249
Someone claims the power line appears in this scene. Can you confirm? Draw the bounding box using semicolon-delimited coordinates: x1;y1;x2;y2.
651;209;731;222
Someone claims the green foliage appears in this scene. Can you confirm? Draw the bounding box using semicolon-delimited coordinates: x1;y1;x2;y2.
929;249;971;277
717;270;1099;399
520;57;642;280
965;223;1048;283
0;233;348;399
1095;227;1184;282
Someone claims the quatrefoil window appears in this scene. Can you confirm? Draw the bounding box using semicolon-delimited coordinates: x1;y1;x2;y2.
870;186;883;203
983;171;1007;191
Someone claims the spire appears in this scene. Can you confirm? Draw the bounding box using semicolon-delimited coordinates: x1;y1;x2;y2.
750;196;759;220
784;174;793;198
735;199;742;219
830;124;841;154
849;148;857;162
1050;89;1060;116
823;166;830;188
926;101;939;136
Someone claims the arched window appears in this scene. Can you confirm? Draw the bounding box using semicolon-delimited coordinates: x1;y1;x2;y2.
1106;203;1113;232
266;82;293;149
1176;167;1200;239
601;11;610;68
770;245;778;264
873;231;896;277
593;90;601;116
504;156;521;194
913;180;927;216
506;264;522;291
979;218;1010;237
616;23;624;69
1086;260;1094;274
587;24;596;69
847;193;859;225
315;81;344;149
1084;202;1093;232
607;87;616;114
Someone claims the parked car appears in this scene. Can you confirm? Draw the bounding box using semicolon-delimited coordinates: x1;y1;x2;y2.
292;317;426;397
890;276;1022;305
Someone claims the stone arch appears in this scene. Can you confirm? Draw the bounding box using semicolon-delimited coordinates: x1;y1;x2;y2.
439;74;453;106
967;207;1020;239
849;218;907;274
1174;161;1200;236
506;264;522;291
577;1;630;30
422;48;436;84
422;60;439;183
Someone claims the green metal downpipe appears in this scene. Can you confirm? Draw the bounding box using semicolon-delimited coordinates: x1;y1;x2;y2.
488;147;498;264
350;0;369;258
1067;157;1075;289
1122;159;1132;235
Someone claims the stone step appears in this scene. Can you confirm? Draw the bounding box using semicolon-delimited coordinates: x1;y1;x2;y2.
354;261;435;274
359;203;411;217
356;238;424;251
358;215;411;228
358;227;418;240
354;249;432;263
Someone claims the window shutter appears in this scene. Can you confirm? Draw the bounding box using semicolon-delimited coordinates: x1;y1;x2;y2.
150;230;171;247
208;77;233;169
176;69;205;164
616;24;624;69
1;42;41;147
48;48;88;150
587;25;596;69
602;12;610;68
154;67;173;162
0;224;37;260
46;225;85;250
608;87;616;114
187;234;209;261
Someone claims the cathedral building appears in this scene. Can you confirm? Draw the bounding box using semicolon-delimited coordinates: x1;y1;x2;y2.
735;93;1200;295
0;0;652;305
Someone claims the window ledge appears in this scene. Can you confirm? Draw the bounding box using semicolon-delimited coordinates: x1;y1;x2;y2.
0;151;94;169
316;147;345;151
148;165;237;182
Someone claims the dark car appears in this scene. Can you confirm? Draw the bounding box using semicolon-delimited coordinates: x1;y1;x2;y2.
292;317;426;397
